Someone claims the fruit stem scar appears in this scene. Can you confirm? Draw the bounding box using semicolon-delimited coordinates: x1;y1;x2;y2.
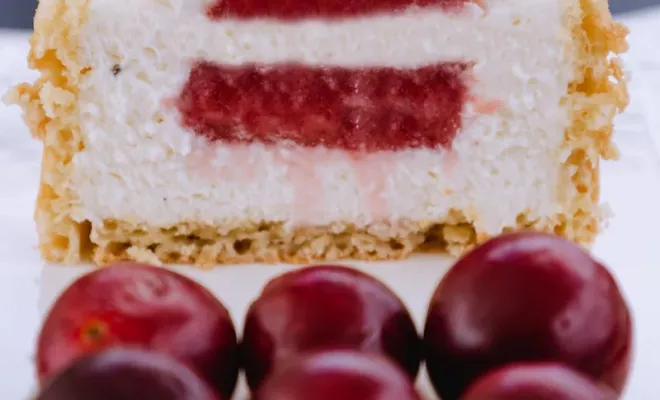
80;320;109;346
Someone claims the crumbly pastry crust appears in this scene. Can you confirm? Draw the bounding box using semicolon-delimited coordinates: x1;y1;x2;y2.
5;0;628;267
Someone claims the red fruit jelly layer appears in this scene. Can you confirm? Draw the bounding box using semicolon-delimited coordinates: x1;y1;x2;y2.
177;62;471;152
207;0;469;20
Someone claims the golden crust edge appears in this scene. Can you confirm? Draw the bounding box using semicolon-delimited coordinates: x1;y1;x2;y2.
3;0;628;267
3;0;92;263
557;0;629;243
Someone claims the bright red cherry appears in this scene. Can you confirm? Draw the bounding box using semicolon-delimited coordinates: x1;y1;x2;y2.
253;350;422;400
424;232;632;400
461;363;618;400
37;263;239;399
242;265;421;390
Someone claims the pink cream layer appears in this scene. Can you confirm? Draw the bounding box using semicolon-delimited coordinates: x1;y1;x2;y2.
185;145;431;225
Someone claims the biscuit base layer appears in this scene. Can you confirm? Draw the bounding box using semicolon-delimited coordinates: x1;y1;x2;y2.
74;213;596;267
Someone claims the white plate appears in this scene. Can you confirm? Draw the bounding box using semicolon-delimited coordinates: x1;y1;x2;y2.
2;16;660;398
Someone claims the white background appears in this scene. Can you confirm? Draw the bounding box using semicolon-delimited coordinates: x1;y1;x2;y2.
1;8;660;399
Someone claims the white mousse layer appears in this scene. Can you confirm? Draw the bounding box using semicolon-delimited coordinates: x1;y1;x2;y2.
71;0;578;235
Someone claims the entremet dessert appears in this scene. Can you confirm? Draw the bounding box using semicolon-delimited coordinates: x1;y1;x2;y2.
5;0;628;266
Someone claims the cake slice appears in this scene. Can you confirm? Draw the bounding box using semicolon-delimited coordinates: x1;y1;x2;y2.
5;0;628;266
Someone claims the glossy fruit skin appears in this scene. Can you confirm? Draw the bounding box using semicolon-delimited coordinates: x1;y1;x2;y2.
460;363;618;400
252;350;422;400
37;263;239;399
423;232;632;400
242;265;421;391
36;348;221;400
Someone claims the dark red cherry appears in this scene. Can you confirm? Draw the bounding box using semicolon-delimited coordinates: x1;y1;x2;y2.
253;350;422;400
424;232;632;399
36;348;221;400
461;362;618;400
242;265;421;390
37;263;239;399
